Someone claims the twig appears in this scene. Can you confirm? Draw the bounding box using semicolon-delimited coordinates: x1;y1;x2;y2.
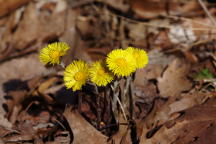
165;15;216;29
197;0;216;27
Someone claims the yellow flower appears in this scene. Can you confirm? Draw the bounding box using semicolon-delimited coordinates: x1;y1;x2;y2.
39;42;70;65
106;49;136;77
64;60;89;91
126;47;148;69
89;61;114;86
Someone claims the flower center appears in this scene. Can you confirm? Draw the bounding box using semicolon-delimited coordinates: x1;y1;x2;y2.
116;58;127;67
98;68;105;75
74;72;85;81
50;51;60;59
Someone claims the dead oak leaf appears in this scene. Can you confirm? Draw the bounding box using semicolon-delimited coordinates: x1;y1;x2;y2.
63;107;108;144
157;58;192;98
140;96;216;144
141;91;216;136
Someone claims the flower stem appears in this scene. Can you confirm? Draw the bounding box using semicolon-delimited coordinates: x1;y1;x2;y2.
111;80;120;121
117;96;127;121
121;76;132;115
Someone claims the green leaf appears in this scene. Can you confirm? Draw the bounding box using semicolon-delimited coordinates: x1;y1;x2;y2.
194;68;215;80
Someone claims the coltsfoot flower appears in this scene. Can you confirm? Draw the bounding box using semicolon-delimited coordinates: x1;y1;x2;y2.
64;60;89;91
106;49;136;77
89;61;114;86
126;47;148;69
39;42;70;65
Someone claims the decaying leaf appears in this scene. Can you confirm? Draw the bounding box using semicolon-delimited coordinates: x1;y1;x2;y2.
143;91;216;131
0;115;12;129
140;96;216;144
0;0;67;61
138;49;175;80
0;0;30;17
110;115;131;144
158;58;192;98
63;107;108;144
130;0;201;19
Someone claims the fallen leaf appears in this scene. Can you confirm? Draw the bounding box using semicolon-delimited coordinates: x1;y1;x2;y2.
137;49;175;80
63;107;108;144
111;115;131;144
130;0;200;19
0;0;30;17
0;115;12;128
140;96;216;144
157;58;192;98
0;1;67;61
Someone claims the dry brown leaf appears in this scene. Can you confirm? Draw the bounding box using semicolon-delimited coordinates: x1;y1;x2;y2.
2;134;34;143
70;0;129;12
130;0;200;19
157;58;192;98
0;54;47;117
63;107;108;144
140;96;216;144
0;115;12;128
139;91;216;144
0;126;19;139
0;0;30;17
38;77;59;102
0;1;67;61
144;91;215;131
60;8;93;63
111;115;131;144
137;49;175;80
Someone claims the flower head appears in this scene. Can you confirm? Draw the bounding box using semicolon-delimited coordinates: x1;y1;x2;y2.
126;47;148;69
106;49;136;77
89;61;114;86
64;60;89;91
39;42;70;65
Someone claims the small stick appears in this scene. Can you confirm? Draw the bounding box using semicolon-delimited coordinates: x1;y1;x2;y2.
197;0;216;27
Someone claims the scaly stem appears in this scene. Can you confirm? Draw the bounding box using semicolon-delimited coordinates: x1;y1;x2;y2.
117;96;127;121
121;76;132;115
94;84;101;129
111;80;119;118
129;81;134;119
111;80;128;121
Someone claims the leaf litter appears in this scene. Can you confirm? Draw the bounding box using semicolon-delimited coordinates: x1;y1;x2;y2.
0;0;216;143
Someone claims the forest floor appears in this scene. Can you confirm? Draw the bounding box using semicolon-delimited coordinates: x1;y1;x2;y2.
0;0;216;144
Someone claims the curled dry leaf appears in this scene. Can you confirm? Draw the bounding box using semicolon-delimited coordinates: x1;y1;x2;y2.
157;58;192;98
146;91;212;130
63;107;108;144
140;95;216;144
